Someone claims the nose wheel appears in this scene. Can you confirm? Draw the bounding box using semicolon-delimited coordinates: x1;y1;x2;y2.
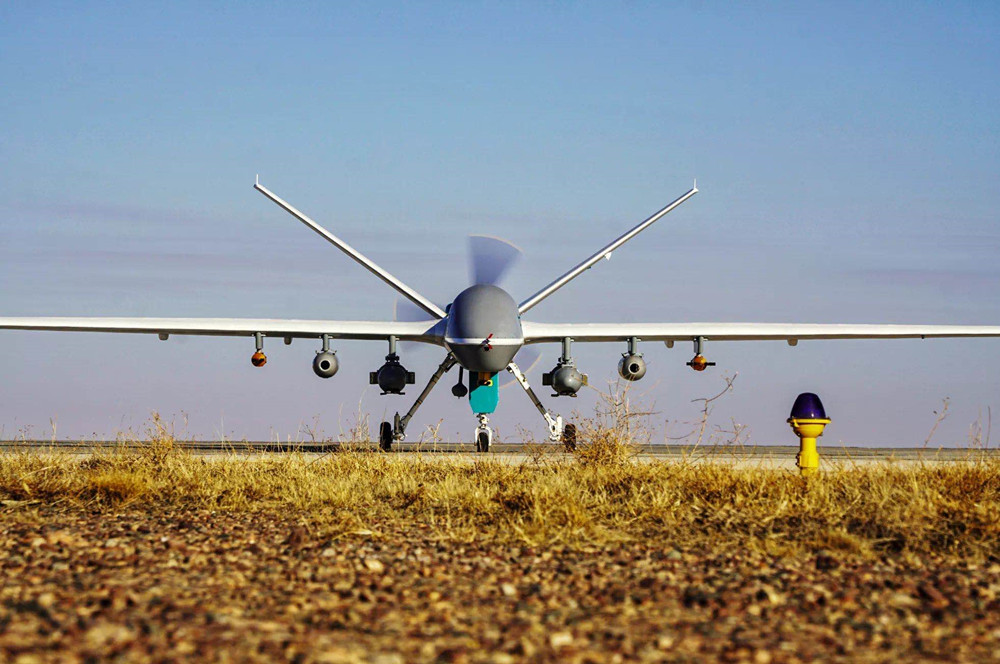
474;414;492;453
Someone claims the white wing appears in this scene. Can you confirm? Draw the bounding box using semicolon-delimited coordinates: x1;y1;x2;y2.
522;322;1000;344
0;317;446;344
518;185;698;314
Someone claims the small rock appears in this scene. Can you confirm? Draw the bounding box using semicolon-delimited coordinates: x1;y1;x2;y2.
286;526;307;547
370;654;403;664
12;654;43;664
364;557;385;573
514;639;537;657
815;551;839;571
756;586;782;605
683;585;711;607
84;623;134;649
314;648;357;664
321;547;337;557
500;583;517;597
549;631;573;648
889;592;918;608
918;583;949;609
434;648;468;664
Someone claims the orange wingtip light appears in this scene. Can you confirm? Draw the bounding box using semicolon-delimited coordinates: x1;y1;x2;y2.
687;354;709;371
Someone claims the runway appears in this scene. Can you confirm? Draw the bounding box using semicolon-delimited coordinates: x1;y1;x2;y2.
1;440;995;469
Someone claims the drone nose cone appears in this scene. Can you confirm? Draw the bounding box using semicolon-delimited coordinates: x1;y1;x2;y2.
447;285;521;339
446;284;522;373
790;392;827;420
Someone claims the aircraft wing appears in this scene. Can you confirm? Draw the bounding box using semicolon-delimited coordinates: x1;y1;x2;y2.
521;322;1000;344
0;317;446;344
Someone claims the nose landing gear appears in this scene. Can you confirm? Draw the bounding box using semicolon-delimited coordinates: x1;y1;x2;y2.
475;414;492;453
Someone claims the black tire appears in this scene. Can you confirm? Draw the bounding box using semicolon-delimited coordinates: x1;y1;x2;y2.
476;430;490;453
379;422;393;452
561;423;577;452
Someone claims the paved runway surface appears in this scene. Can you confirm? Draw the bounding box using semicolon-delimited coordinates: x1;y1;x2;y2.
2;440;996;469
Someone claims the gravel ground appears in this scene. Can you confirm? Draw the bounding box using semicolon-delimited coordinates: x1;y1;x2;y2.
2;506;999;663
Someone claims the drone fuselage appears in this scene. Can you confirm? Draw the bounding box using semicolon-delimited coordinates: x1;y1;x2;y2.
444;284;523;373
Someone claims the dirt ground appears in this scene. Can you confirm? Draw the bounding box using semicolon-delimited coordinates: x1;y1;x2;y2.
2;506;999;664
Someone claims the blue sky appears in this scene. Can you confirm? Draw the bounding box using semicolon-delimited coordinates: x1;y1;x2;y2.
1;2;998;446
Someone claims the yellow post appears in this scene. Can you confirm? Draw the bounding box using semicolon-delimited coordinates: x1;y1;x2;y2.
787;418;829;476
787;393;831;477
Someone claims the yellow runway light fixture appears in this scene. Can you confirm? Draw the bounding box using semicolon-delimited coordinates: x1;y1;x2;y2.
787;392;830;476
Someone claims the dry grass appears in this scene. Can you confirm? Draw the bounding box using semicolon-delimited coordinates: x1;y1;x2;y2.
2;431;998;558
5;399;999;662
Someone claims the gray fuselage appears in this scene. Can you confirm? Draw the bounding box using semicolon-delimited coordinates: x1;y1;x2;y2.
444;284;523;373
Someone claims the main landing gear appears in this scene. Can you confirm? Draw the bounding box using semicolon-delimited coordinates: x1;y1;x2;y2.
506;361;576;451
378;421;393;452
376;354;575;453
378;353;457;452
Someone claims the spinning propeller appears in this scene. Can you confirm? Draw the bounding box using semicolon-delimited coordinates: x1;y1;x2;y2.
467;234;522;286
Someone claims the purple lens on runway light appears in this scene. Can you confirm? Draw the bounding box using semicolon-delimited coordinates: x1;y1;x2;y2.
790;393;827;419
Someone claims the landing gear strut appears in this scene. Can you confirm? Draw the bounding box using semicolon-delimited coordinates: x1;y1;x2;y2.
506;361;574;449
378;353;457;451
